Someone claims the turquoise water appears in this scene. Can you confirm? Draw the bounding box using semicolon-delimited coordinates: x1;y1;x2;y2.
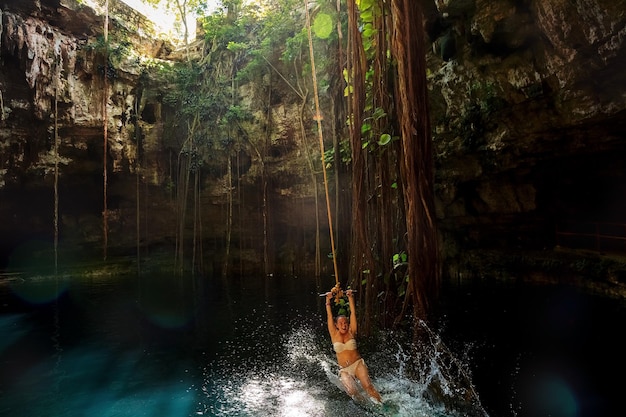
0;271;623;416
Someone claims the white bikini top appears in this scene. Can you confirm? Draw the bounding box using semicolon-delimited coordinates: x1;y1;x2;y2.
333;338;357;353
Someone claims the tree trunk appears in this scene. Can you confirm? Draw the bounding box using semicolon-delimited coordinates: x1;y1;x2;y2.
347;0;378;334
390;0;440;330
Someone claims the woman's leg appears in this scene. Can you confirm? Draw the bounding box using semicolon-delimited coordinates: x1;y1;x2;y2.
354;360;382;403
339;371;365;401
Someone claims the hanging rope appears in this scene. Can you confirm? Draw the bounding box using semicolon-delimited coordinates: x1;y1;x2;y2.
304;1;341;293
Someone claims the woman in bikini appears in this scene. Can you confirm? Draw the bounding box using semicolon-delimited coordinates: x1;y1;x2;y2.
325;289;383;403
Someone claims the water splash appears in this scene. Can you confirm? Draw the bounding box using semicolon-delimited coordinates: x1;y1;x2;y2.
199;321;490;417
407;320;489;416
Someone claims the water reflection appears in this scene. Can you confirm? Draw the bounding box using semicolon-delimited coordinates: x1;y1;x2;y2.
209;374;326;416
1;343;196;416
528;374;578;417
9;275;68;304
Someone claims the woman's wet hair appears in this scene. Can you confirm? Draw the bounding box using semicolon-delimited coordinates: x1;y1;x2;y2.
334;315;349;323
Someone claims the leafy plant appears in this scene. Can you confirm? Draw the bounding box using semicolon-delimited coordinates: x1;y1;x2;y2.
85;34;131;79
323;139;351;169
460;81;507;150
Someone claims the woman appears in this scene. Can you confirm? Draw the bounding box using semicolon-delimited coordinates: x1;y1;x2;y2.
325;289;383;403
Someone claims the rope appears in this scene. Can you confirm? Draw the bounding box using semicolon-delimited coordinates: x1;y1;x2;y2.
304;2;340;291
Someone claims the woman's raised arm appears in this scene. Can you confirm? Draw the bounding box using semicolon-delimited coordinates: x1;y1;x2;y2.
347;290;357;335
325;292;335;335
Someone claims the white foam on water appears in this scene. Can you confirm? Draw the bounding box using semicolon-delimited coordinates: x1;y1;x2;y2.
199;319;490;416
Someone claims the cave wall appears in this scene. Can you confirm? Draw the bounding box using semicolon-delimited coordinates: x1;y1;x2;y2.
423;0;626;280
0;0;625;282
0;0;164;262
0;0;327;274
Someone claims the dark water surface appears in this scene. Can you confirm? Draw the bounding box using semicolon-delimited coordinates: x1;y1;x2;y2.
0;270;624;416
438;279;626;417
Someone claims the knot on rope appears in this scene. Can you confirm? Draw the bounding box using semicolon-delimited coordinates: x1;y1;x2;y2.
331;283;343;304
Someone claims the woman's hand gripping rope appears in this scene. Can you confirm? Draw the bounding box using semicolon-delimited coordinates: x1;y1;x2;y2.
318;285;356;304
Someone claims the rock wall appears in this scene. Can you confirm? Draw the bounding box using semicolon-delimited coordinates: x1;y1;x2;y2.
0;0;625;286
0;0;177;266
0;0;323;274
423;0;626;285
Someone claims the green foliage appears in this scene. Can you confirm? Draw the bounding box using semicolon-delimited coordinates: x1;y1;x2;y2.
202;14;233;41
323;139;352;169
391;251;409;297
392;251;407;268
282;28;307;63
313;13;333;39
471;81;505;116
141;57;173;73
335;296;350;316
378;133;392;146
201;3;272;85
154;0;346;180
329;287;356;317
85;34;131;79
227;41;248;53
160;0;305;174
223;105;253;126
359;106;397;151
159;58;230;159
346;0;399;156
460;81;507;150
355;0;381;58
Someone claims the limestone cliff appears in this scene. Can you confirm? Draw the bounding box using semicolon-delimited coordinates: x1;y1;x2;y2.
0;0;625;290
0;0;176;265
0;0;322;275
424;0;626;291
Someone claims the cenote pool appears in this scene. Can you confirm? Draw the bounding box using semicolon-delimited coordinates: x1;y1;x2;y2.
0;269;624;417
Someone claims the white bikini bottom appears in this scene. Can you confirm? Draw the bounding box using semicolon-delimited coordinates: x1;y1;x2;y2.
338;358;365;377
